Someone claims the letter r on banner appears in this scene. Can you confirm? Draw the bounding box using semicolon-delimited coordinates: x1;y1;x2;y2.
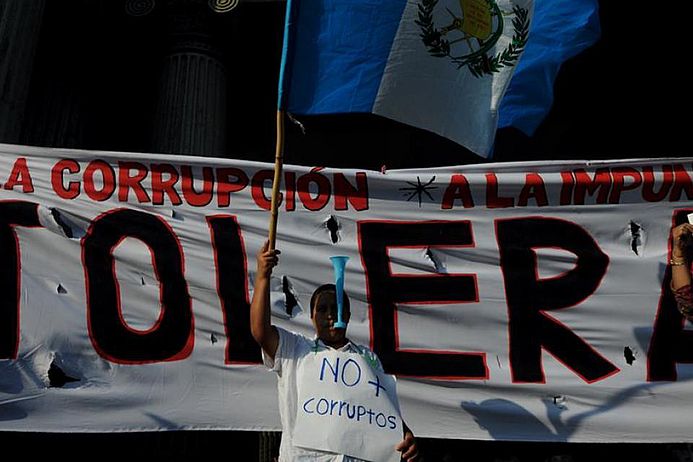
496;217;619;383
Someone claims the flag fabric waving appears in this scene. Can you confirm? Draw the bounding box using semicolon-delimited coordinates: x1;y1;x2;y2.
278;0;535;158
497;0;600;136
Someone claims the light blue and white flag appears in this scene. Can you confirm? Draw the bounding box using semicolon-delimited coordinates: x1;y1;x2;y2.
498;0;600;136
278;0;535;157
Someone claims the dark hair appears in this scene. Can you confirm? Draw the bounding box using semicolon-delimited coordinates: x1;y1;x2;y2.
310;283;351;318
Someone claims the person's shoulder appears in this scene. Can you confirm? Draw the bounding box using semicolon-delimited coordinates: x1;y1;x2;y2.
349;338;373;352
351;341;384;372
275;325;309;340
275;325;314;352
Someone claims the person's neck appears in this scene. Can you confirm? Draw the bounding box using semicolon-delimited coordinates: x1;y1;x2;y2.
321;337;349;349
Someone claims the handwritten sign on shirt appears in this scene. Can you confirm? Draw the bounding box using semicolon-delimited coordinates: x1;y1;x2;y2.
292;347;403;462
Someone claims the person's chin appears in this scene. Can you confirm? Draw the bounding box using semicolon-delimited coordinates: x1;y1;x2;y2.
325;328;343;339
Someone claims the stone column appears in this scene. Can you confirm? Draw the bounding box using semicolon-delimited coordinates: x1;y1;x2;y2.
151;0;228;157
0;0;45;144
259;431;281;462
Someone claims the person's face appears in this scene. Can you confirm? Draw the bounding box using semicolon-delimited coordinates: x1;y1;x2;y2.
311;292;350;347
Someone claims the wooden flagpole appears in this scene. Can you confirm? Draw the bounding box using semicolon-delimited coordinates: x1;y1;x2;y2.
269;0;295;251
268;109;285;250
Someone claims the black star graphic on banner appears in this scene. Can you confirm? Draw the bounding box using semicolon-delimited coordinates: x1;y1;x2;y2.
399;176;437;207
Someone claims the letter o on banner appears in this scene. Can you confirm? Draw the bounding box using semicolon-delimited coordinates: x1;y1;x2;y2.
83;209;193;363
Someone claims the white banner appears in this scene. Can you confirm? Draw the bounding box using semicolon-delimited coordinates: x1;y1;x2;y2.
1;143;693;442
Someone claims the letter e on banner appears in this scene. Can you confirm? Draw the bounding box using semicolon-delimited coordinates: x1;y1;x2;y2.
359;220;487;379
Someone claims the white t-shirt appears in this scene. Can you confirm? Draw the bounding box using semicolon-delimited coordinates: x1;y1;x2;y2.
262;327;388;462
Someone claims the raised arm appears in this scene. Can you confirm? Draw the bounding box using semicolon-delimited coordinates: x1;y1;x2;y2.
250;240;280;360
671;223;693;290
671;223;693;320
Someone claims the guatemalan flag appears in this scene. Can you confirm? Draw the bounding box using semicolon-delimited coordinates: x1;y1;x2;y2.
277;0;600;158
498;0;601;136
277;0;534;157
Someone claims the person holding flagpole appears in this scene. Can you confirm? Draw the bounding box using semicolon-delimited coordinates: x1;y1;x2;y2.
250;241;419;462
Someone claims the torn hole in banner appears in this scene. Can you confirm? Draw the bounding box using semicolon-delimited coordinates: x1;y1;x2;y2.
38;206;90;239
40;346;113;390
11;348;78;390
282;275;300;316
624;346;637;365
623;220;646;256
422;247;447;273
48;355;80;388
546;394;567;410
158;208;183;221
267;275;303;320
323;215;341;244
387;247;447;274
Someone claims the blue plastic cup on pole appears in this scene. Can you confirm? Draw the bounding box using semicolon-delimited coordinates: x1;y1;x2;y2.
330;256;349;328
